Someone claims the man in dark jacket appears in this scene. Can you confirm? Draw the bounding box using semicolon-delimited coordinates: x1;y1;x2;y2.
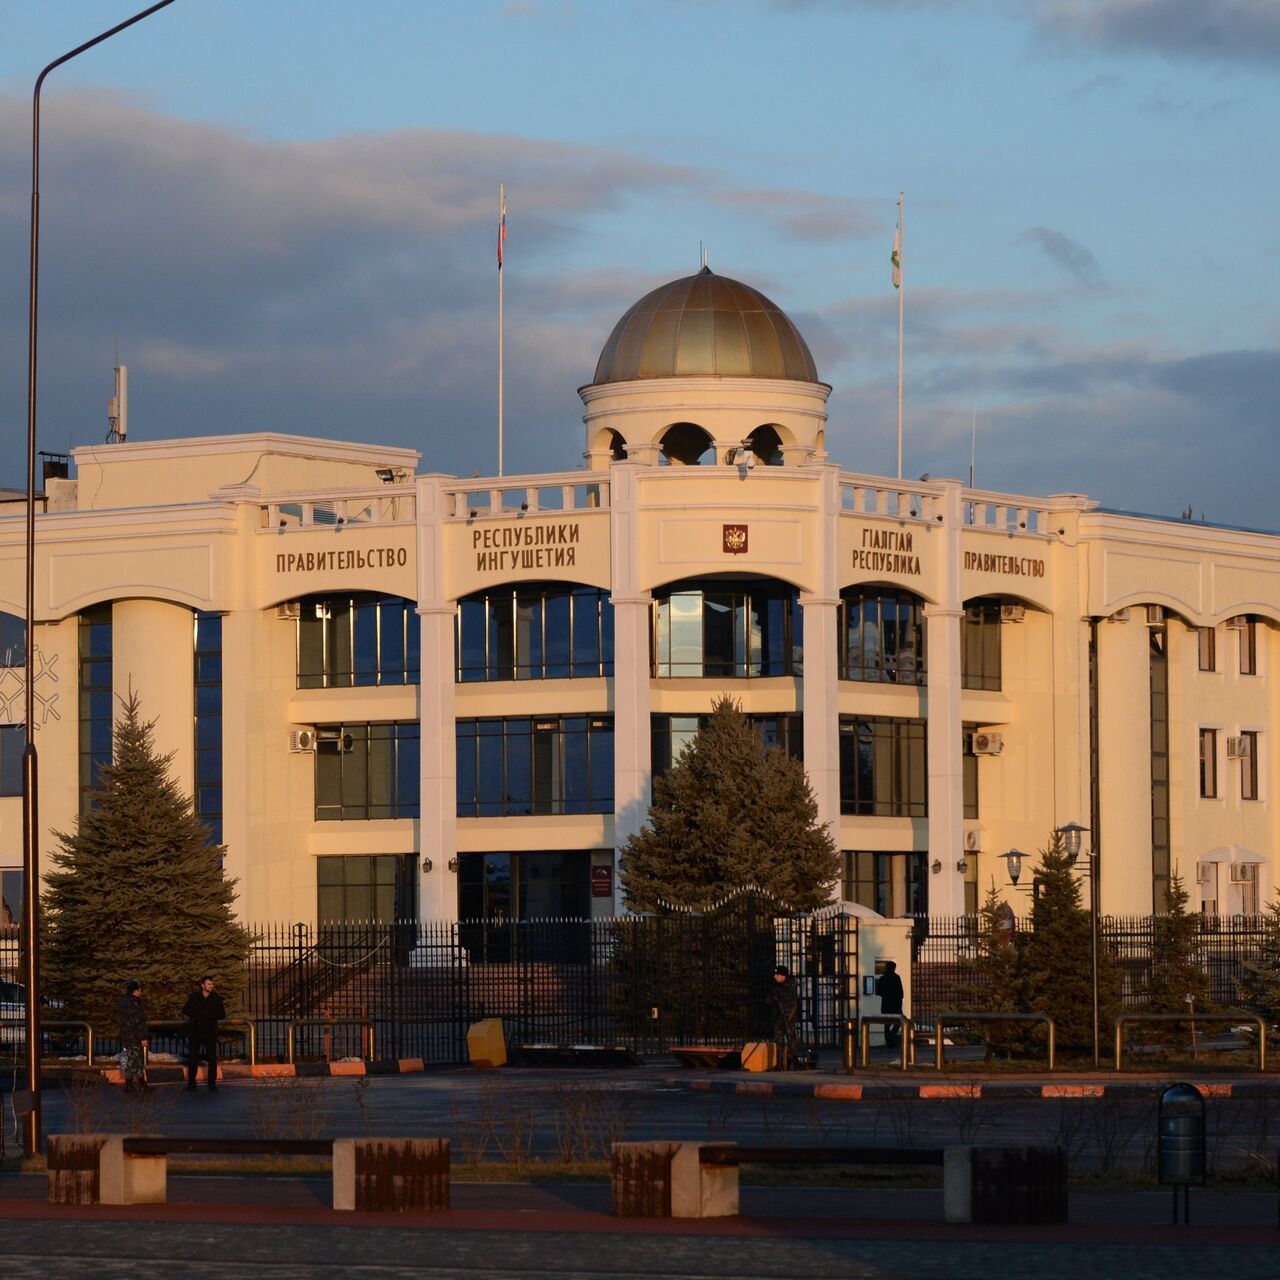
770;964;800;1070
876;961;905;1050
117;979;150;1094
182;975;226;1092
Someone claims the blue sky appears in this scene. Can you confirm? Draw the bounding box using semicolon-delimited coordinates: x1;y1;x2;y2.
0;0;1277;524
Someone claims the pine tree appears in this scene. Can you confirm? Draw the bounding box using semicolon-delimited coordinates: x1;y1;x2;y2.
620;696;839;912
1147;870;1209;1014
1020;831;1120;1055
1238;891;1280;1029
42;691;249;1031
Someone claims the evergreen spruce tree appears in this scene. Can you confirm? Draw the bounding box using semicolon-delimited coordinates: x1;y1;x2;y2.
1147;870;1209;1013
42;691;249;1030
1020;831;1120;1055
620;696;839;912
956;884;1030;1056
1238;891;1280;1030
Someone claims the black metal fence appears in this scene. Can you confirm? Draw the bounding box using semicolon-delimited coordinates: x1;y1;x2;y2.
1;897;859;1066
911;913;1274;1026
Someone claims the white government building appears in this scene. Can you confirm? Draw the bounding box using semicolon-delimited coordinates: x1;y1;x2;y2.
0;269;1274;928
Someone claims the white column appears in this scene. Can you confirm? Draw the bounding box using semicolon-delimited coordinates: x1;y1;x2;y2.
926;480;966;916
801;595;840;853
802;460;843;869
609;463;651;913
111;599;195;793
416;478;456;922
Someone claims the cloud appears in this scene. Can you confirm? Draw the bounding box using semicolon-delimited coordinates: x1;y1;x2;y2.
708;188;880;241
1018;227;1103;287
1031;0;1280;66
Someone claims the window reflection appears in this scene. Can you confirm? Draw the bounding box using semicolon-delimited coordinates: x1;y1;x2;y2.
456;584;614;682
653;579;802;677
315;722;420;820
838;716;927;817
297;594;419;689
840;587;926;684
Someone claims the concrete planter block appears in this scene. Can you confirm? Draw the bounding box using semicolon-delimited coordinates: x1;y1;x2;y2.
671;1142;738;1218
332;1138;450;1212
100;1136;167;1205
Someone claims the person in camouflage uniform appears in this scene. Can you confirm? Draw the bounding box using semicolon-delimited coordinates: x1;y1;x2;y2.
117;979;150;1093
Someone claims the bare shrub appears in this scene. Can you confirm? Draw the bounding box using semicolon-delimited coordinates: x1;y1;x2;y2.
940;1082;990;1145
248;1075;332;1141
701;1090;738;1141
65;1071;109;1134
1037;1097;1093;1168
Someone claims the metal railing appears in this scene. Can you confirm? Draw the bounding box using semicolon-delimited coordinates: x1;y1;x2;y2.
858;1015;914;1070
1113;1012;1267;1072
141;1019;257;1067
0;1018;95;1065
287;1017;375;1065
932;1012;1056;1071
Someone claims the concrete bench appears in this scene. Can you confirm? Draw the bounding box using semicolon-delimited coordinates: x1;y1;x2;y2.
47;1135;450;1212
612;1141;1066;1224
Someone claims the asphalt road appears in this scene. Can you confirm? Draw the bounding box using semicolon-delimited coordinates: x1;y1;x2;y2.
22;1067;1280;1178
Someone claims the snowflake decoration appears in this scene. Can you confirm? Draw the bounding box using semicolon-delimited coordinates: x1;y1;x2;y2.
0;647;61;729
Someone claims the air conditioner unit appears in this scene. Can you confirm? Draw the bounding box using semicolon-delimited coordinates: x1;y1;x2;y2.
1227;735;1251;759
289;728;316;753
276;602;301;621
963;829;982;853
1230;865;1256;884
1226;615;1247;630
1196;863;1213;885
1145;605;1165;626
1000;604;1026;623
1109;608;1131;623
972;732;1004;756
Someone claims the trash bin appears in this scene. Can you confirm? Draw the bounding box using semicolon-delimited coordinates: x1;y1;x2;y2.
1158;1082;1206;1185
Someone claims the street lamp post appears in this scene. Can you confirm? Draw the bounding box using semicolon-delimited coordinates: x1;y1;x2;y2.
1056;821;1098;1068
21;0;179;1158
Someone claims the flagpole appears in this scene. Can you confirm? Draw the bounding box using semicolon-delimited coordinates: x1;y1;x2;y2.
895;191;904;480
498;183;505;478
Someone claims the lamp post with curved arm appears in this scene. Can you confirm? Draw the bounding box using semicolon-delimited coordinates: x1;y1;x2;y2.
21;0;180;1159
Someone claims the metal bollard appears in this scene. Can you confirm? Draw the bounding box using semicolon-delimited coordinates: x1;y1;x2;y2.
842;1020;856;1071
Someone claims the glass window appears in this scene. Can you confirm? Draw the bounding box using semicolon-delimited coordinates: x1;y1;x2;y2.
1197;626;1216;672
454;584;613;682
456;717;613;817
193;611;223;846
839;588;926;684
1;870;22;927
79;604;113;813
1199;728;1218;799
962;600;1002;690
0;725;23;797
0;611;25;668
457;850;591;923
650;713;802;778
962;728;978;820
1240;620;1258;676
652;579;802;678
839;716;927;817
315;722;420;820
1241;730;1259;801
841;851;927;917
296;594;419;688
316;854;416;923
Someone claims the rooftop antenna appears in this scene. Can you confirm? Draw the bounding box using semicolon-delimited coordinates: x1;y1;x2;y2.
106;364;127;443
700;242;709;271
969;406;976;488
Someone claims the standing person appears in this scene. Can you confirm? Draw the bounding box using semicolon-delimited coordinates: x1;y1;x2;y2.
770;964;799;1070
117;979;150;1094
876;960;906;1051
182;975;226;1093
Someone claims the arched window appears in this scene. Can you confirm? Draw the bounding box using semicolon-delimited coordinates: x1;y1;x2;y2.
652;578;802;677
962;598;1003;691
746;425;784;466
659;423;714;466
456;583;614;682
839;586;926;684
296;593;419;688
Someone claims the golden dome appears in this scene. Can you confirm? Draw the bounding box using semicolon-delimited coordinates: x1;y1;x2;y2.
592;267;820;385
